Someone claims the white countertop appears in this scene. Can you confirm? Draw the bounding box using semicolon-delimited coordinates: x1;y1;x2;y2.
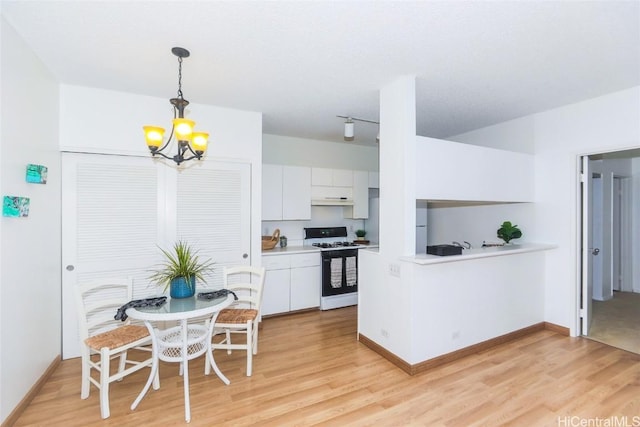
262;243;378;256
401;243;557;265
261;245;321;256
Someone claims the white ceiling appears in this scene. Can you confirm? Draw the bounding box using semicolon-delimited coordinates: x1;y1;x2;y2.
2;1;639;147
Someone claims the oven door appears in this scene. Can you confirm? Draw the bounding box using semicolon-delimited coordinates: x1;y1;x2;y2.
321;249;358;297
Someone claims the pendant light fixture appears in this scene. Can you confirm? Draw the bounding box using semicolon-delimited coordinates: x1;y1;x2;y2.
143;47;209;165
344;117;355;141
337;115;379;142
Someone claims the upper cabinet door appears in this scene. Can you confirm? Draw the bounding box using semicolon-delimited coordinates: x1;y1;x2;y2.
311;167;333;186
282;166;311;220
351;170;369;219
311;167;353;187
262;164;283;220
332;169;353;187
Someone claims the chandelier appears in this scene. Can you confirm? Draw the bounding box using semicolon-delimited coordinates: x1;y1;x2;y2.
143;47;209;165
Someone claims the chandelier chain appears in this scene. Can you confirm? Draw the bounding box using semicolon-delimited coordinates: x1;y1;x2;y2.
177;56;184;99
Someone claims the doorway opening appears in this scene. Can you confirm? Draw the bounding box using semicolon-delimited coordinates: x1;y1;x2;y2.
579;149;638;353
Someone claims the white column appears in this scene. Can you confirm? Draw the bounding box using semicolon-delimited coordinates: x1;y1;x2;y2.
379;75;417;257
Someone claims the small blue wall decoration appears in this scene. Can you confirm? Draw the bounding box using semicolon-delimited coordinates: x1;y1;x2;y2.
26;164;48;184
3;196;30;217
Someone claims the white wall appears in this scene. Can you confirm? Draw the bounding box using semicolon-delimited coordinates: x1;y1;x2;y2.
59;84;263;267
427;202;535;250
263;134;378;171
415;137;535;202
263;206;366;246
1;18;62;423
450;86;640;335
448;117;536;154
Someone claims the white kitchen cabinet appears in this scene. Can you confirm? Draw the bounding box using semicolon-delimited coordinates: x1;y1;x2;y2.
262;267;291;316
332;169;353;187
262;252;321;315
311;167;354;204
349;170;369;219
311;167;333;186
290;253;321;311
282;166;311;220
311;167;353;187
262;164;283;220
262;164;311;220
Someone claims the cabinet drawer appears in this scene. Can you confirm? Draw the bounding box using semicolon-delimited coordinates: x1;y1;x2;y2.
290;253;320;268
262;255;291;270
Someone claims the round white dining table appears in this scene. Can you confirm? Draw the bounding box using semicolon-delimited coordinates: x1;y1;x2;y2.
126;293;234;423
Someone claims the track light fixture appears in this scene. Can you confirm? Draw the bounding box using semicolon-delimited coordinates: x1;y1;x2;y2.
337;115;379;142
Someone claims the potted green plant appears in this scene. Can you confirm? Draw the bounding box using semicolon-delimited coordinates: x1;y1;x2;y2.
148;240;215;298
497;221;522;244
355;229;367;240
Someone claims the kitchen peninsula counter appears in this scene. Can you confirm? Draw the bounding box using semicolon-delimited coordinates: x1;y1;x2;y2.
358;241;558;373
401;243;556;265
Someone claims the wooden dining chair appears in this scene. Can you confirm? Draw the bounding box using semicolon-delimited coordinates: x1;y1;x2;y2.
207;266;266;377
74;277;158;419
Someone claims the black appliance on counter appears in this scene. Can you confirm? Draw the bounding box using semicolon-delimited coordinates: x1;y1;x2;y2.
304;227;359;310
426;244;463;256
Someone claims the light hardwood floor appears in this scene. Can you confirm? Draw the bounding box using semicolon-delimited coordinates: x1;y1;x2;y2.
13;306;640;426
589;291;640;354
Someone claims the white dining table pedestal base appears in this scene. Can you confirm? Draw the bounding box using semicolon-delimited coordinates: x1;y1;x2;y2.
127;294;233;423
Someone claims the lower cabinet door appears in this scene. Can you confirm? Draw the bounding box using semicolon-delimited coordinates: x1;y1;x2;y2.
262;268;291;315
290;265;321;311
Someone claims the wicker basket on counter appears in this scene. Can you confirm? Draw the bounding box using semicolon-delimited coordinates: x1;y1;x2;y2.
261;228;280;250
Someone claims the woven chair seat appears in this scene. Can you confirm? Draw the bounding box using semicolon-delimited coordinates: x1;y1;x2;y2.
216;308;258;324
84;325;149;351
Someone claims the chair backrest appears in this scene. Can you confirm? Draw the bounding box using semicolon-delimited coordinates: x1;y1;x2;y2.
222;266;266;312
75;278;134;341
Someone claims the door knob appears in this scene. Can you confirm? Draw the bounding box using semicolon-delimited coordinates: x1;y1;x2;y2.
242;253;248;259
591;248;600;256
66;265;75;271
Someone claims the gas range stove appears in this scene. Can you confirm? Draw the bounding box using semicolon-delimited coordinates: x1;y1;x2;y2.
304;226;362;251
312;241;361;250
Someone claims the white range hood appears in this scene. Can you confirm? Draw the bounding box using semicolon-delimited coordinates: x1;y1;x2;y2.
311;197;354;206
311;184;353;206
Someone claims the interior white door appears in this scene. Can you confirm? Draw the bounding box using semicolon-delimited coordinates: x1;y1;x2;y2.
581;157;601;336
62;154;251;359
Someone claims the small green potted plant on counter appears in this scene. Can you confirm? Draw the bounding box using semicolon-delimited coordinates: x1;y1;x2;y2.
149;240;215;298
497;221;522;244
355;229;367;240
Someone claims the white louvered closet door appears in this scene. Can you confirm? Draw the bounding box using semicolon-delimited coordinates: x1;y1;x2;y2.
170;161;251;289
62;153;162;359
62;154;251;359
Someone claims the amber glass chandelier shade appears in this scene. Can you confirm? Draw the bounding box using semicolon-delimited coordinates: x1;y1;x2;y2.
172;118;195;141
143;126;166;148
191;132;209;152
144;47;209;165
